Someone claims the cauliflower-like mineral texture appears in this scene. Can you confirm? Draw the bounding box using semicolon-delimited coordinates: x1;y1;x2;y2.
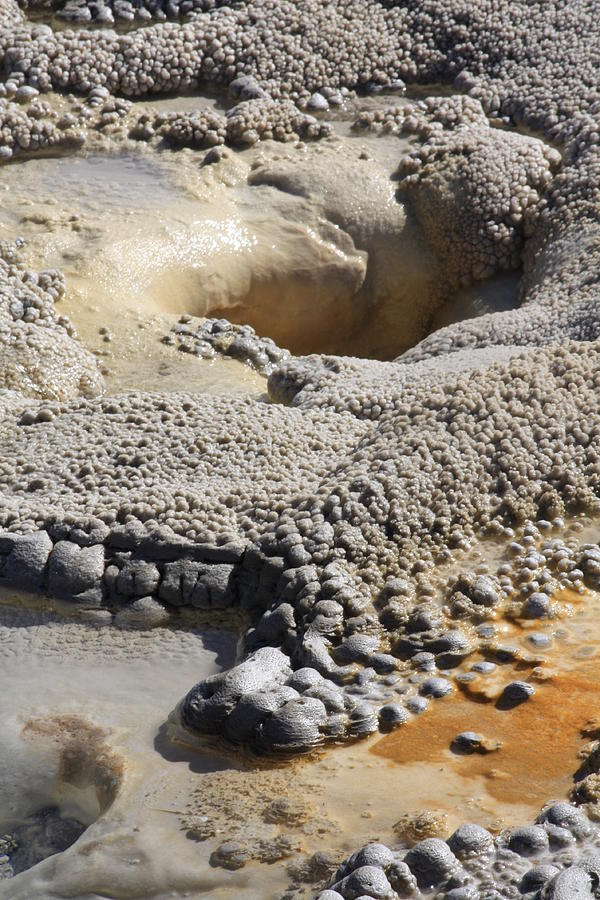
2;0;600;893
0;242;102;401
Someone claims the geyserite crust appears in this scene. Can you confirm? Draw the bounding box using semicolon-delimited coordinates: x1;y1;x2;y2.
1;0;600;895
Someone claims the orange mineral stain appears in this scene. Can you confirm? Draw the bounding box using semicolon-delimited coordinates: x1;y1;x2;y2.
372;663;600;812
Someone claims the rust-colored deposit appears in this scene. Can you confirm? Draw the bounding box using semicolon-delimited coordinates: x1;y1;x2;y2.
21;714;124;811
372;665;600;811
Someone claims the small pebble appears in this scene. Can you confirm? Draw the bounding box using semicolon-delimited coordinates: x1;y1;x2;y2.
501;681;535;704
406;696;428;714
472;661;496;674
419;677;453;698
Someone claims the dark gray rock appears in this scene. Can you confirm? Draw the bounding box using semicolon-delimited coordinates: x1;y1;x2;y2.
114;596;169;628
107;522;147;550
1;530;52;590
182;647;291;734
251;603;296;644
470;575;500;606
15;85;39;103
116;559;160;597
378;703;408;730
506;825;549;856
347;701;378;736
491;644;521;662
386;860;417;894
304;682;345;713
342;843;395;875
451;732;485;753
580;856;600;876
48;541;104;598
287;667;323;692
158;558;204;605
528;632;552;647
223;686;299;742
541;867;595;899
6;806;86;876
427;630;470;657
228;75;268;101
296;632;347;678
190;541;246;564
209;841;248;870
500;681;535;706
523;592;550;618
519;865;560;893
544;824;576;848
411;651;437;671
476;623;495;638
447;824;494;858
452;574;499;607
355;668;376;686
197;563;235;608
403;838;460;889
256;695;328;751
406;695;428;713
538;803;592;839
333;634;379;663
419;677;453;698
69;521;110;547
332;865;394;900
369;653;398;673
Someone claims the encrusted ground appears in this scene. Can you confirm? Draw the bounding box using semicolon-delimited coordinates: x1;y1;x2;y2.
1;1;600;897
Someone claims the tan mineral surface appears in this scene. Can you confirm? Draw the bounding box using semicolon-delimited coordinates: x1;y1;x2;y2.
1;2;600;898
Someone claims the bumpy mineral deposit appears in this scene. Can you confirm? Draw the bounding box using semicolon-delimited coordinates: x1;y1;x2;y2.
2;1;600;898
